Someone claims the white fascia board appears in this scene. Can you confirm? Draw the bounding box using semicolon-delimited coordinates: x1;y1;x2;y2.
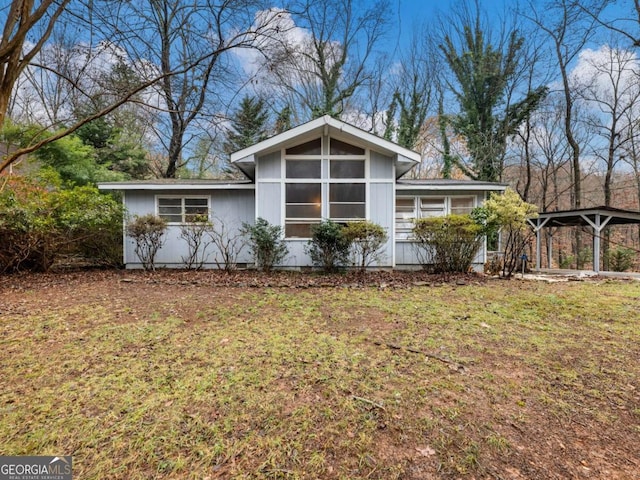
333;121;421;162
395;183;508;192
230;116;330;163
98;183;255;191
230;115;421;165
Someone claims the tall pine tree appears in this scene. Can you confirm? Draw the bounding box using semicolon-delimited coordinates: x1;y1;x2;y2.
223;96;270;154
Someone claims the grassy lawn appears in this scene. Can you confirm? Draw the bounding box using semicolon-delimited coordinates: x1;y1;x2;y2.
1;273;639;479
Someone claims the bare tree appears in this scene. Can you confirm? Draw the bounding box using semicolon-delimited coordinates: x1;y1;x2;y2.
0;0;282;176
576;44;640;207
522;0;607;267
574;0;640;48
260;0;391;121
576;44;640;267
97;0;282;178
523;0;608;210
0;0;70;129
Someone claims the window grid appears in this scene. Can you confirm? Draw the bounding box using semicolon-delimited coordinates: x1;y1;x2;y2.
395;196;476;239
157;196;209;223
284;137;367;238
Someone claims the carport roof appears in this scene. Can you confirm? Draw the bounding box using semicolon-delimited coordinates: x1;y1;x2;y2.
533;206;640;227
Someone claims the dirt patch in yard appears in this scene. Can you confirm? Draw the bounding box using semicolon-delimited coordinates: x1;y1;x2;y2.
1;269;639;479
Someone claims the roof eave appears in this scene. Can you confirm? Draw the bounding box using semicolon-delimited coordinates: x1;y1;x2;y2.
98;182;255;191
395;182;508;191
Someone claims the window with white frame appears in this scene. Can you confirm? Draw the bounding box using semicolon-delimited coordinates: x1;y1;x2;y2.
395;198;416;240
395;195;476;239
284;137;367;238
157;196;209;223
451;197;475;215
285;183;321;238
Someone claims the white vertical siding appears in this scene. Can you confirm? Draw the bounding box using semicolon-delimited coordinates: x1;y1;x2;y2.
257;151;281;178
256;182;282;225
369;182;394;266
370;151;393;179
124;189;255;268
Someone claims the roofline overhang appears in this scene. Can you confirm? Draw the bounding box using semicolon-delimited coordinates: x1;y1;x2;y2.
229;115;421;180
395;182;508;191
98;182;255;191
536;207;640;221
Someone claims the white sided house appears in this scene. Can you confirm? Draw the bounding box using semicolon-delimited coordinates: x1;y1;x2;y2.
99;116;506;270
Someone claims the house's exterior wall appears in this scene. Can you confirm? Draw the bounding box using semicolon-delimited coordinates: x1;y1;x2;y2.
124;189;255;269
370;182;394;266
252;135;397;268
370;151;393;179
393;190;487;270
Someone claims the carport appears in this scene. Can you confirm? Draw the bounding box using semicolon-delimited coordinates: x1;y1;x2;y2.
528;206;640;273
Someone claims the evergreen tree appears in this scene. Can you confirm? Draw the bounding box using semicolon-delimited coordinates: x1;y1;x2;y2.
223;96;270;154
440;16;547;182
274;105;292;134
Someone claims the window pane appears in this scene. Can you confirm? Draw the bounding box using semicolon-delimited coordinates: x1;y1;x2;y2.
159;206;182;215
286;160;321;178
396;198;415;210
451;197;474;214
160;214;182;223
330;138;364;155
158;198;181;207
421;197;445;209
330;183;365;202
421;209;445;218
286;204;321;218
185;206;208;215
185;198;208;207
286;138;321;155
330;203;365;218
330;160;365;178
286;183;321;204
285;223;315;238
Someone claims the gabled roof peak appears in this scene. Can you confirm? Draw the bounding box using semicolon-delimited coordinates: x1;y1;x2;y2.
229;115;420;180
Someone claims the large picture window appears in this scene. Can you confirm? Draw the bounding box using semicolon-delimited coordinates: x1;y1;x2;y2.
284;137;367;238
157;196;209;223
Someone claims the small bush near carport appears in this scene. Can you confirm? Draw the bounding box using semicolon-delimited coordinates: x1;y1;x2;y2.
412;215;483;274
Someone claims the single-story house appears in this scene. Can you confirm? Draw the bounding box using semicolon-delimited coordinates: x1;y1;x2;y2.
99;115;506;269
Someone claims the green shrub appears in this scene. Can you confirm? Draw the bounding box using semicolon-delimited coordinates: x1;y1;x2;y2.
342;220;388;271
0;174;124;272
306;220;350;272
412;214;483;274
606;246;636;272
243;217;288;272
126;214;167;271
473;188;538;277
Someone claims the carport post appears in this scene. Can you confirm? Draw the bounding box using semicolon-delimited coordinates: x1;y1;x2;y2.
593;214;600;274
536;221;541;271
